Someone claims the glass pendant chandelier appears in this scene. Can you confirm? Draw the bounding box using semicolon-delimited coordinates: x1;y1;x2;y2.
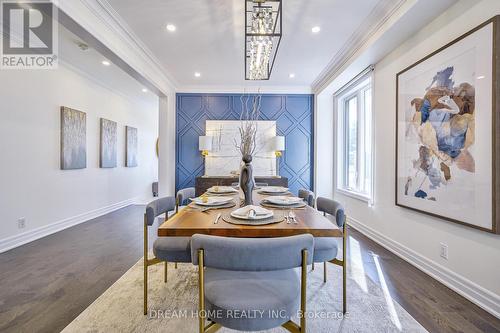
245;0;282;80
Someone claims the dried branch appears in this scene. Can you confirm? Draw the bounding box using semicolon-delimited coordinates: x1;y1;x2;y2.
234;92;261;157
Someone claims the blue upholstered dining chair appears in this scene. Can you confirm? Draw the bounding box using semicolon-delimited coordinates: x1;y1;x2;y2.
191;234;313;333
315;197;347;314
298;188;315;208
176;187;196;213
143;196;191;315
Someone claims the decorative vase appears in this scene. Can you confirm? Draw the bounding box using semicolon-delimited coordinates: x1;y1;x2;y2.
239;154;255;206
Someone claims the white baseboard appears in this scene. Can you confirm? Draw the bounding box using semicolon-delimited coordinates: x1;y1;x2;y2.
0;198;139;254
347;217;500;319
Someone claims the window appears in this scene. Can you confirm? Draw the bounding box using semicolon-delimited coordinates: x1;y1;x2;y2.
335;71;373;202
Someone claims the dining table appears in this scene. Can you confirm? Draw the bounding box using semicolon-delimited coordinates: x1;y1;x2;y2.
157;190;342;238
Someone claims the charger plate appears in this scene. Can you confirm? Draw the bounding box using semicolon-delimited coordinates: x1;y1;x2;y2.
222;212;285;225
260;201;307;209
257;191;292;196
187;201;236;211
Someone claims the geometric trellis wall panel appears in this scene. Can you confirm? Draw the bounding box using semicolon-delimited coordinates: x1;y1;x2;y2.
176;93;314;195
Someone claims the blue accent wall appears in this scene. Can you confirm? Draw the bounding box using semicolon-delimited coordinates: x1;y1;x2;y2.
176;93;314;194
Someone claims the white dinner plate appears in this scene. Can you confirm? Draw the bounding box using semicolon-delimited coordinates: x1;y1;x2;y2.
230;211;274;220
259;186;289;194
190;196;233;206
230;205;274;220
264;196;303;206
207;186;238;194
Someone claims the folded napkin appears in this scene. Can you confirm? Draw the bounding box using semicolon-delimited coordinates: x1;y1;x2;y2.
232;205;271;218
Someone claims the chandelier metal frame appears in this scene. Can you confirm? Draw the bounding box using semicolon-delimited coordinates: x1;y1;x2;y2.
244;0;282;80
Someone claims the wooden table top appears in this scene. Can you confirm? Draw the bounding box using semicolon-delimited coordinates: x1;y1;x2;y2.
158;191;342;238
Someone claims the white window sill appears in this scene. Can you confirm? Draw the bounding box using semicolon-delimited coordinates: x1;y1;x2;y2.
335;188;371;203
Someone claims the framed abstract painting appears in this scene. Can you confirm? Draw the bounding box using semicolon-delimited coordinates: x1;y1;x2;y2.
100;118;117;168
126;126;138;167
60;106;86;170
396;16;500;234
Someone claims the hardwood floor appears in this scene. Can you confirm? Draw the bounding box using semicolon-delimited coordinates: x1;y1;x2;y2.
0;206;158;333
346;228;500;333
0;205;498;332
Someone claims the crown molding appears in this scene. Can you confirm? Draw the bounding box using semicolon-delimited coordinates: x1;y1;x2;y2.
56;0;178;95
311;0;409;93
58;59;156;107
177;84;312;94
91;0;178;88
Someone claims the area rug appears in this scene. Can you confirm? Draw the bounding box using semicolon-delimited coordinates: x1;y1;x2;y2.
62;255;427;333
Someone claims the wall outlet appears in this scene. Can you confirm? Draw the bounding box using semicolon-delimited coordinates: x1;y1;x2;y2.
17;218;26;229
440;243;448;260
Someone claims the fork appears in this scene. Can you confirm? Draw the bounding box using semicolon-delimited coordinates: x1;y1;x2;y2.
213;213;221;224
285;212;291;224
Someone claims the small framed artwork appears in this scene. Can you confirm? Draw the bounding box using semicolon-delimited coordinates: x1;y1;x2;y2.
100;118;117;168
396;16;500;234
126;126;138;167
60;106;86;170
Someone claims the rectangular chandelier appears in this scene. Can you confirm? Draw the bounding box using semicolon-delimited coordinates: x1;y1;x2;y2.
245;0;282;80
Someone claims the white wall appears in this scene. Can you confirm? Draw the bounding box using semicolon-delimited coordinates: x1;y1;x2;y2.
0;63;159;252
320;0;500;317
158;93;177;197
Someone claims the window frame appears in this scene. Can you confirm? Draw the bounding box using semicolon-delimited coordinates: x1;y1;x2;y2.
334;68;374;204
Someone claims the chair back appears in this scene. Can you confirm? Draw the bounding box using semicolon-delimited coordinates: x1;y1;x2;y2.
191;234;313;271
145;196;176;226
316;197;345;228
298;189;315;207
176;187;195;206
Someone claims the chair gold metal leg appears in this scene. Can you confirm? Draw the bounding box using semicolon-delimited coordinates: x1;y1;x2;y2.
342;221;347;314
164;261;168;283
175;262;178;269
144;260;148;315
282;320;301;332
143;215;148;315
198;249;205;333
301;249;307;332
324;261;327;283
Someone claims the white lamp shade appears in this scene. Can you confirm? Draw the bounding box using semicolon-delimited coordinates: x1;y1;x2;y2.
270;136;285;151
199;136;212;151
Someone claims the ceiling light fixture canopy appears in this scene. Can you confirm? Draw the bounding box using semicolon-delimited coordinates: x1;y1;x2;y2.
245;0;282;80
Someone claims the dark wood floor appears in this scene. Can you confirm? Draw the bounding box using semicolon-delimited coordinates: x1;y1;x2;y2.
0;205;498;333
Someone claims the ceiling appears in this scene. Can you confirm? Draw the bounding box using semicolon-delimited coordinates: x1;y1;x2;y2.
104;0;387;89
58;23;158;106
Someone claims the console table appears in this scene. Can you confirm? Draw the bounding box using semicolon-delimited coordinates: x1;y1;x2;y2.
195;176;288;196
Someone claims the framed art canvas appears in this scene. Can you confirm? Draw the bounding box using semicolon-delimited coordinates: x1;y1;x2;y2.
100;118;117;168
396;16;500;234
60;106;86;170
126;126;138;167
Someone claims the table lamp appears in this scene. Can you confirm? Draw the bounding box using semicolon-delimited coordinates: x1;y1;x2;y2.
199;136;212;176
199;136;212;156
271;136;285;177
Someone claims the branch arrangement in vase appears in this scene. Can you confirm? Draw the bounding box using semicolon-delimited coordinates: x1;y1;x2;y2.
234;94;261;157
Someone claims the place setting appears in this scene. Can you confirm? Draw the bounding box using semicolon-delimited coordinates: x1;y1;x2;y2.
260;195;307;209
205;185;239;196
186;195;236;212
221;205;285;225
256;186;291;196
